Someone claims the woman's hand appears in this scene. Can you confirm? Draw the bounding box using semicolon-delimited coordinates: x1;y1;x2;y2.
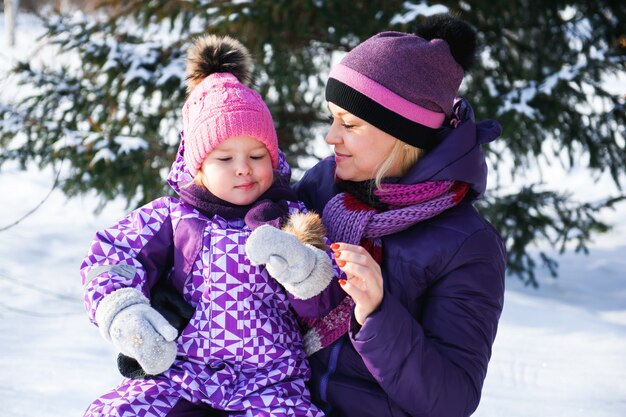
331;242;383;325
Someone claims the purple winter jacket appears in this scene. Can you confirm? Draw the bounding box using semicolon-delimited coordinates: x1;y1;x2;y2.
292;99;507;417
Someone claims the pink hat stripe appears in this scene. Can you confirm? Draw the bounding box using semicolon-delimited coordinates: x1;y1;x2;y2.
329;63;445;129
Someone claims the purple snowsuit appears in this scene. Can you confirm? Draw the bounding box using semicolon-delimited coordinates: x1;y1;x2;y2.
292;100;507;417
80;146;325;417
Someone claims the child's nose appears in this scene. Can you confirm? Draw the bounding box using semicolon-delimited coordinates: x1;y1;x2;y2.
236;160;252;175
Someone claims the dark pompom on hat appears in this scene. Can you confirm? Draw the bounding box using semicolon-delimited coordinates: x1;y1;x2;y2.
185;34;253;94
413;14;477;71
325;14;477;150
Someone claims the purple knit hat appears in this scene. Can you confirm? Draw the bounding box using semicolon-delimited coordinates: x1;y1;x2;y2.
182;35;279;176
326;16;476;150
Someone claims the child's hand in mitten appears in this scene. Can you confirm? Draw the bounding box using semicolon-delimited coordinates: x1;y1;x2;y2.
246;224;333;299
109;303;178;375
96;287;178;375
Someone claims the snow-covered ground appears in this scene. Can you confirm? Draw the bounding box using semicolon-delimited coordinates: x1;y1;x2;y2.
1;11;626;417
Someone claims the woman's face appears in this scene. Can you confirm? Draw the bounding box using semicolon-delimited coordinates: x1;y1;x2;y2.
325;102;403;182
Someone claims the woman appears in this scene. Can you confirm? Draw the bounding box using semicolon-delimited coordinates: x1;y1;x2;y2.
293;14;506;417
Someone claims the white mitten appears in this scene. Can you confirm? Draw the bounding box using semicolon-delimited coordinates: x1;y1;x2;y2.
246;225;334;299
96;287;178;375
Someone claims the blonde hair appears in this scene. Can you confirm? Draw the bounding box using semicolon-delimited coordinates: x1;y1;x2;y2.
190;171;205;188
178;169;205;190
374;141;422;189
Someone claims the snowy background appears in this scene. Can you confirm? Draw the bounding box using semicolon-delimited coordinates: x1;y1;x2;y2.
1;12;625;417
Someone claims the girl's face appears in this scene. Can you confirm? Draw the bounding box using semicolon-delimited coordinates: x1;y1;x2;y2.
326;102;403;182
199;135;274;206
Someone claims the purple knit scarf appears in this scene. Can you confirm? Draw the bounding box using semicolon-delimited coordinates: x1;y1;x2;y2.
301;179;470;356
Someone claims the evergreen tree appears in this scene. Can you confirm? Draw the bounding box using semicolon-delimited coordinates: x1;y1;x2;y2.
1;0;624;286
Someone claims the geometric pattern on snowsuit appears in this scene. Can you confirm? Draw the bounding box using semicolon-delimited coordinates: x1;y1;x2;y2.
80;197;324;417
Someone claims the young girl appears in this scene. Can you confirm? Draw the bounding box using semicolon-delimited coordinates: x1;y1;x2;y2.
79;35;333;417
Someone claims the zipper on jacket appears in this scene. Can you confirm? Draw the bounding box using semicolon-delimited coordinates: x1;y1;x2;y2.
319;336;345;415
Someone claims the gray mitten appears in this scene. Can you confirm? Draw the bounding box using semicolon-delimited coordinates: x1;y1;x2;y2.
246;224;334;299
96;287;178;375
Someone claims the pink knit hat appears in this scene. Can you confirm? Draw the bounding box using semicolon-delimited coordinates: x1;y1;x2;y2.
182;35;279;176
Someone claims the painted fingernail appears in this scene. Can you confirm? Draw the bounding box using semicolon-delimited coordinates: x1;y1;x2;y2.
330;243;340;250
338;279;346;286
333;251;341;258
337;260;346;267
